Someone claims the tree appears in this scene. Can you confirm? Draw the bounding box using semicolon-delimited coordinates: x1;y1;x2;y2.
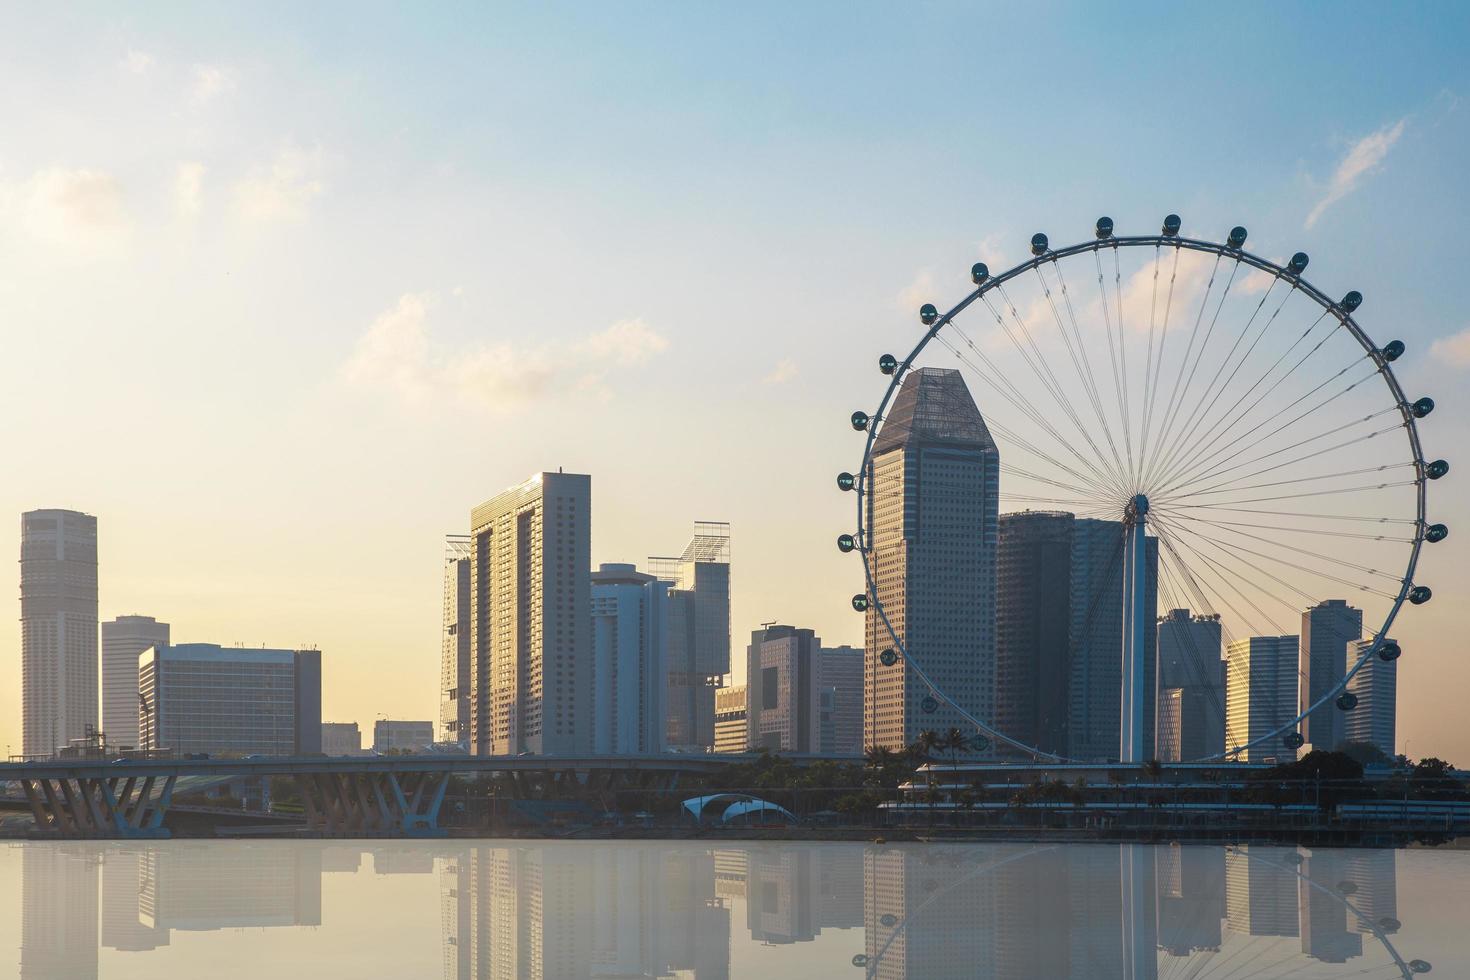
1337;740;1394;769
940;727;969;768
1142;759;1164;782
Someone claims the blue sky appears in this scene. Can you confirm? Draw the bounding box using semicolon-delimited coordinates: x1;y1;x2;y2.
2;2;1467;759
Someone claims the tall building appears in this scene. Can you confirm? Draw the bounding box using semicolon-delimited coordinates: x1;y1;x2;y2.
373;719;434;754
819;644;863;756
440;535;471;744
138;644;322;756
101;615;170;751
1344;638;1396;757
469;471;592;756
1299;600;1362;752
590;563;668;755
747;625;821;753
650;522;730;751
1068;518;1157;761
320;721;363;756
1225;635;1299;764
1156;609;1225;761
995;511;1073;755
714;685;747;753
864;368;999;753
20;509;99;757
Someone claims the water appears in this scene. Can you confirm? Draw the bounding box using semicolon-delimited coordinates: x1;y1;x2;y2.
1;840;1465;979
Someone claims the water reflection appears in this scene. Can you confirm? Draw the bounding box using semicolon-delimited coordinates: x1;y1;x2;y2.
7;839;1435;979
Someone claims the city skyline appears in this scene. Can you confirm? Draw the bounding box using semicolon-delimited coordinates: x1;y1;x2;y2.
3;4;1467;762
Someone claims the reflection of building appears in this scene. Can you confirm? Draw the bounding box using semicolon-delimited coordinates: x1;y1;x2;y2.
1225;636;1299;764
373;719;434;754
441;535;472;744
321;721;363;756
745;845;862;944
1299;848;1362;962
1156;609;1224;762
1157;843;1224;955
864;368;999;753
21;844;99;979
139;644;322;756
714;685;747;753
651;523;731;752
590;563;668;755
1345;639;1397;757
1300;600;1362;752
470;472;593;756
21;508;99;757
1226;846;1299;937
101;615;170;751
1343;849;1397;934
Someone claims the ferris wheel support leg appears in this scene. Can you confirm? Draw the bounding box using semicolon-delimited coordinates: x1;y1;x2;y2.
1120;495;1151;764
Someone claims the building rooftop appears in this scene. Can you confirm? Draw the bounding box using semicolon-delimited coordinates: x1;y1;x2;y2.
874;367;996;454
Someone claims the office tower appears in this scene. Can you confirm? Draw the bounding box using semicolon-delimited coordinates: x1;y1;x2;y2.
1344;638;1396;757
590;563;668;755
1225;636;1299;764
1225;846;1300;938
138;644;322;756
1156;609;1225;761
714;685;748;752
20;509;99;757
469;471;592;756
650;522;731;751
320;721;363;756
373;719;434;754
100;615;170;751
1300;600;1362;752
747;625;821;753
864;368;999;752
819;644;863;756
440;535;472;744
995;511;1074;755
1068;517;1157;761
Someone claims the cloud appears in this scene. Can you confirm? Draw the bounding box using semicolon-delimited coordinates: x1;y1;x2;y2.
1429;325;1470;368
898;269;936;313
1305;119;1407;229
0;168;128;243
342;294;670;414
120;50;154;75
175;162;205;217
190;64;236;105
762;358;799;385
234;145;325;221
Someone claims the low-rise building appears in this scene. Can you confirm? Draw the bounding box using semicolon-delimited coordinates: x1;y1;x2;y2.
373;719;434;754
321;721;363;757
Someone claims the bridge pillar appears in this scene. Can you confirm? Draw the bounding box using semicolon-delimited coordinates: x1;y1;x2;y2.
300;771;448;837
19;775;174;839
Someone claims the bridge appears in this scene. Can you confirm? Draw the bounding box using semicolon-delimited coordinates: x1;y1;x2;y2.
0;753;841;839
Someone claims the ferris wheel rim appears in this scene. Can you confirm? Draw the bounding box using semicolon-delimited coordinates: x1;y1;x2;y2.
851;224;1432;765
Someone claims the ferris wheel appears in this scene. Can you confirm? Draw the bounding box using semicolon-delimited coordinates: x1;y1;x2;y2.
839;215;1448;764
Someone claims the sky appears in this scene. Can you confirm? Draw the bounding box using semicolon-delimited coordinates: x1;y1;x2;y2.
2;2;1468;761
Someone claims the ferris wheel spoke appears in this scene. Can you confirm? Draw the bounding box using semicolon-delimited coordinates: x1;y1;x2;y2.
1144;254;1238;487
1094;249;1136;484
1160;478;1417;510
1138;245;1182;482
1163;420;1407;501
1152;521;1282;636
1163;460;1417;502
1157;510;1408;585
1150;281;1296;488
1160;513;1415;544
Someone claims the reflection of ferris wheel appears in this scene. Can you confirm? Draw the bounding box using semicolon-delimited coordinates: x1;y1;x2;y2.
839;216;1448;762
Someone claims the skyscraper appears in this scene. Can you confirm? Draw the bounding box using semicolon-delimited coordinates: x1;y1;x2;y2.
440;535;471;744
1344;638;1396;758
819;644;863;756
590;562;668;755
650;522;730;751
746;625;821;753
469;472;592;756
1068;518;1157;761
1300;600;1362;752
1156;609;1225;761
995;511;1073;755
1225;635;1299;764
864;368;999;753
101;614;170;751
20;508;99;757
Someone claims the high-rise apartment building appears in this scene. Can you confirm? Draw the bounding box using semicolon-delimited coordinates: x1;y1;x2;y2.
864;368;999;753
1300;600;1362;752
714;685;748;753
590;563;668;755
650;522;730;752
101;615;170;751
1068;517;1157;761
138;644;322;756
440;535;472;744
1344;638;1396;758
20;509;99;757
1156;609;1225;761
469;472;592;756
1225;635;1299;764
995;511;1073;755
